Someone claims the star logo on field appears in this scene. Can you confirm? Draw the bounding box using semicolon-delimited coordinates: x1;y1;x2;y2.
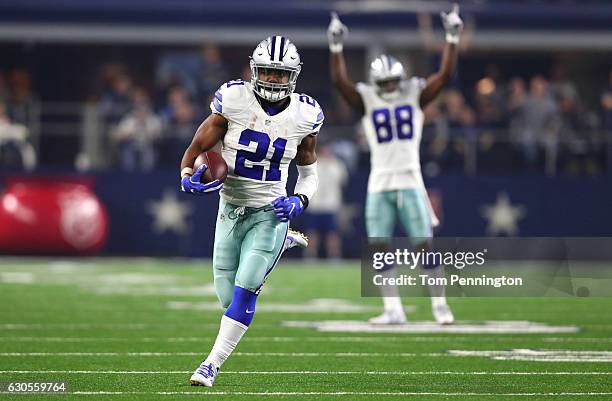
146;190;194;235
480;192;526;236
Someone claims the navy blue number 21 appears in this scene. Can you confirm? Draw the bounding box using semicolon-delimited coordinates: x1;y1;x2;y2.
235;129;287;181
372;105;413;143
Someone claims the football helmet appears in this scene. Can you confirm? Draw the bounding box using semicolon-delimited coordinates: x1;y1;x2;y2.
369;55;406;101
250;36;301;103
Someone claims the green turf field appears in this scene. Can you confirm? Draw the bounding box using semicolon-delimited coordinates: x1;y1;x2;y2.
1;258;611;400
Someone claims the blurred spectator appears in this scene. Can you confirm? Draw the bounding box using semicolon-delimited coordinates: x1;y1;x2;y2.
441;90;477;172
156;44;228;104
160;87;198;136
514;76;560;171
8;68;39;126
550;63;580;106
601;69;612;171
558;81;600;175
92;63;127;100
0;71;10;104
444;89;477;136
302;145;348;260
159;86;199;165
0;101;36;170
111;90;162;172
474;64;506;129
507;77;527;144
198;44;228;98
507;77;527;115
422;98;450;176
98;73;134;125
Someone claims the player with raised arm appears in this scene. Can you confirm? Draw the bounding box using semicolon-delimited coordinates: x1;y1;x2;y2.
328;5;463;325
180;36;323;387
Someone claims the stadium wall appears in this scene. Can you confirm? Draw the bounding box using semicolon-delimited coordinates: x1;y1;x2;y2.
2;171;610;258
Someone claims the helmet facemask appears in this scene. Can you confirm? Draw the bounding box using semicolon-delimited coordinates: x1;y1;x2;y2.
250;61;301;103
375;78;402;101
369;55;406;102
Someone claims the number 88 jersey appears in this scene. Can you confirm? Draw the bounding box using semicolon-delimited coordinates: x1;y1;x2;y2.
210;79;324;207
356;77;426;193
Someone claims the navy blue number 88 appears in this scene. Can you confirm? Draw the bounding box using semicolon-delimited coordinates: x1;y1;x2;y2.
371;105;413;143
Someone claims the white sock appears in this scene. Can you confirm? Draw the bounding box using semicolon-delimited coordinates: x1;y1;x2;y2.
205;315;247;368
431;296;447;308
425;266;447;304
378;267;405;314
382;296;405;314
377;267;405;314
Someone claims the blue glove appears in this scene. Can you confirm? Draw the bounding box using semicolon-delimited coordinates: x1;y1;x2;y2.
181;164;223;194
271;196;304;222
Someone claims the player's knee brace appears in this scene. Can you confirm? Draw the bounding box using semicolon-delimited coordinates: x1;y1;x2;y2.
224;286;258;327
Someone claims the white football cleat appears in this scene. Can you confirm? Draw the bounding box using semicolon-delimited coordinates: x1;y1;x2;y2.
190;361;218;387
368;310;407;325
283;229;308;251
432;302;455;325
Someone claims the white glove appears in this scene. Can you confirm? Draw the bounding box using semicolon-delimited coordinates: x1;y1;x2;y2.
440;3;463;44
327;12;348;53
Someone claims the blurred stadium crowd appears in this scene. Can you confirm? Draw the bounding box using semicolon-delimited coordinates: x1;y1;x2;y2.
1;42;611;176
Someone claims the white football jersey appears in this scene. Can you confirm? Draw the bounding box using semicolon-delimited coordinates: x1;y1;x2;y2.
356;77;426;193
210;80;324;207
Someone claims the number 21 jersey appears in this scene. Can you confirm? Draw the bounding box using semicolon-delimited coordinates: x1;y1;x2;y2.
210;80;324;207
356;77;426;193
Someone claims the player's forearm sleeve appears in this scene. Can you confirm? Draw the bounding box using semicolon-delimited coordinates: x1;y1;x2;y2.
295;162;319;200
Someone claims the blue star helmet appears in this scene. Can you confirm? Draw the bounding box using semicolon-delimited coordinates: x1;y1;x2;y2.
369;54;406;101
250;36;302;102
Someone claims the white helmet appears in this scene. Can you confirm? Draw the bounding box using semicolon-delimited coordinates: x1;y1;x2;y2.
250;36;302;102
369;54;406;101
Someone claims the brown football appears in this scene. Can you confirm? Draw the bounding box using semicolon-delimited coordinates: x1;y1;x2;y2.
193;151;228;184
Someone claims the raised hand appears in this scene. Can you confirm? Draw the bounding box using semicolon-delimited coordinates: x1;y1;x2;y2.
440;3;463;44
327;11;348;53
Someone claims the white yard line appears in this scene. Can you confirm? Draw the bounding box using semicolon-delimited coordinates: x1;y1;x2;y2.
0;352;443;357
282;320;579;334
0;323;277;330
33;391;612;396
449;349;612;363
1;370;611;375
4;349;612;362
3;335;611;343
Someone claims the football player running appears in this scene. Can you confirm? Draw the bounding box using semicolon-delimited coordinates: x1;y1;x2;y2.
328;5;463;325
180;36;323;387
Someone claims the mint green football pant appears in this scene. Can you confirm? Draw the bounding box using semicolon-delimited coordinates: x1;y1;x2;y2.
212;198;288;308
365;189;433;240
